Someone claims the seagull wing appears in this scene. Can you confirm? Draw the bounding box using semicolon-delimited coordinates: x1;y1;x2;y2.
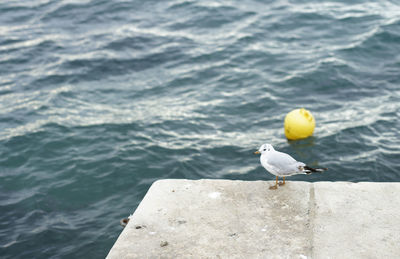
267;151;305;173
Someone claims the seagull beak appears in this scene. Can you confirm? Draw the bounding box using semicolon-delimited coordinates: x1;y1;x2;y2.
254;151;260;155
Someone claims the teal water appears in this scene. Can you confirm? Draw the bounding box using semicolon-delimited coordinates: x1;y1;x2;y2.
1;0;400;258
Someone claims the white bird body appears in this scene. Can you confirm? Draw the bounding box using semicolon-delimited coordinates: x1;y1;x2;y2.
255;143;326;189
259;145;306;176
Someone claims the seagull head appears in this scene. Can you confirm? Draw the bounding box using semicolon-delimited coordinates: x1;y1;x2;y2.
254;143;274;155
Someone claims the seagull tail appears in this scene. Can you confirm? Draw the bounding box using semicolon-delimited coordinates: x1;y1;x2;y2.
304;166;327;175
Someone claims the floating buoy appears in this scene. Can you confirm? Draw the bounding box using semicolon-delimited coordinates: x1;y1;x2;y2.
284;108;315;140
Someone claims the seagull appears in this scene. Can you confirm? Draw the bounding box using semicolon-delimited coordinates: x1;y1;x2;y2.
254;143;327;190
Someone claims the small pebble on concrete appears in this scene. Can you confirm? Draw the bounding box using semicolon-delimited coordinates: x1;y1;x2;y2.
135;225;145;229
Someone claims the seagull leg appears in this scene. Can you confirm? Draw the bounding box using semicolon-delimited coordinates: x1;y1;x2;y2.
279;176;285;186
269;176;278;190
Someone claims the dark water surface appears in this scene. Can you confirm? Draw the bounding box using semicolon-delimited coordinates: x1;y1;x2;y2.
1;0;400;258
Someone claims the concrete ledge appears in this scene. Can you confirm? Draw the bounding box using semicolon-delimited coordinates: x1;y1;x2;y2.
107;180;400;259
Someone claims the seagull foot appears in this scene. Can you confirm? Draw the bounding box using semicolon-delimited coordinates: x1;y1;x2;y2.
278;182;285;186
269;185;278;190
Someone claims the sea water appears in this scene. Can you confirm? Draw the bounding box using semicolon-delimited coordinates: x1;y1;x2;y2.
1;0;399;258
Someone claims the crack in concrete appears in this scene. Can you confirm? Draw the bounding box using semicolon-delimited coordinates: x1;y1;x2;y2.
308;184;316;258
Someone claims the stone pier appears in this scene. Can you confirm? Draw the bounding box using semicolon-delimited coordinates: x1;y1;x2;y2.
107;179;400;258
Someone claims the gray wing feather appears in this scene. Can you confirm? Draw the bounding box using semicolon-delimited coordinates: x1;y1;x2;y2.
267;151;305;174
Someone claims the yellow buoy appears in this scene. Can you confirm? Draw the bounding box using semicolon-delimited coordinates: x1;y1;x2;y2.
284;108;315;140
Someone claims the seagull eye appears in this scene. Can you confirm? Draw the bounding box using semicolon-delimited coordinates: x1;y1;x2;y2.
263;149;266;151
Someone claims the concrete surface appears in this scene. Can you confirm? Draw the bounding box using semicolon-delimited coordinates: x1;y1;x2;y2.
107;180;400;259
312;182;400;258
